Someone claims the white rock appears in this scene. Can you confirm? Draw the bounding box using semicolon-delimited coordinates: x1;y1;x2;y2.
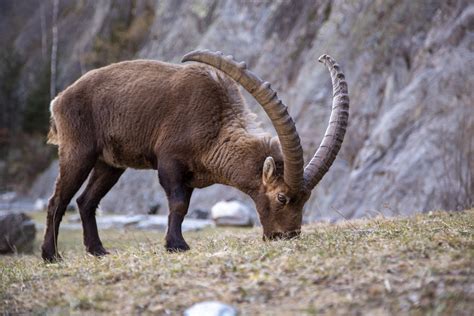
0;192;17;202
136;215;213;232
65;214;213;231
211;200;254;227
34;198;47;211
184;301;237;316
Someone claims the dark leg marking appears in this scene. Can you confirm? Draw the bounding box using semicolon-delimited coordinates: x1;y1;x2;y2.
76;161;124;256
41;148;96;262
158;160;193;252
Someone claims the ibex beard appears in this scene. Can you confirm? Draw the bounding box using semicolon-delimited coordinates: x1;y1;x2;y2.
41;50;349;262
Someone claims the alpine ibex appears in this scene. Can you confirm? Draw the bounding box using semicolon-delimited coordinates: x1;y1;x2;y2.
41;50;349;262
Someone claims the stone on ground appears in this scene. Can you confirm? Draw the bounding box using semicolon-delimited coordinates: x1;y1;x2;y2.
184;301;237;316
211;200;254;227
0;212;36;254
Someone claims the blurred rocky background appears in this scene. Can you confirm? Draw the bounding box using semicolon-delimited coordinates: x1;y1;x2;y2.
0;0;472;222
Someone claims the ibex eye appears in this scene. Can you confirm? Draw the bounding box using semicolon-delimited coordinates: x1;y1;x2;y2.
277;193;288;205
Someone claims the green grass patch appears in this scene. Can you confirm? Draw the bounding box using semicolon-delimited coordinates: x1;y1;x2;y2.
1;210;473;314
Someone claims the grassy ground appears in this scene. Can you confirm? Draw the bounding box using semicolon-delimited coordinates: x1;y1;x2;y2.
1;210;473;315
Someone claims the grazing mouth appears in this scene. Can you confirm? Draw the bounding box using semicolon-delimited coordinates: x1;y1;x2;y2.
264;230;301;241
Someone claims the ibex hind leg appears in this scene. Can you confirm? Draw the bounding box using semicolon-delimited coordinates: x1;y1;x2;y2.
76;161;124;257
158;160;194;252
41;146;97;262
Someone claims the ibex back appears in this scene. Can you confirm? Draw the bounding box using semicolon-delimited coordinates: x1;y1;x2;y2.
42;50;349;262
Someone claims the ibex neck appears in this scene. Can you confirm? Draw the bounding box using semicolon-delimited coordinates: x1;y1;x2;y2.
202;132;271;196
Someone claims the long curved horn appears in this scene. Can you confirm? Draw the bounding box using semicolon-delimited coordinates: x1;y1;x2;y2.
304;54;349;190
182;50;304;193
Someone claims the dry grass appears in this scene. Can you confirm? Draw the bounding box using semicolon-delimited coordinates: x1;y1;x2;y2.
1;210;473;315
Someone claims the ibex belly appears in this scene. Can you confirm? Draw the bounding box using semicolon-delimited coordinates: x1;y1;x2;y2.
100;135;156;170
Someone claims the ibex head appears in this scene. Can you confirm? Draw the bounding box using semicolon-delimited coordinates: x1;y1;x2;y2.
183;51;349;240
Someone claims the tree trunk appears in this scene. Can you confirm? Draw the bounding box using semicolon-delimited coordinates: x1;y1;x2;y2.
50;0;59;100
39;0;47;61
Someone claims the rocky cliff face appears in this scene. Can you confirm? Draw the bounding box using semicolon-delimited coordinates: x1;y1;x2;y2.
2;0;473;220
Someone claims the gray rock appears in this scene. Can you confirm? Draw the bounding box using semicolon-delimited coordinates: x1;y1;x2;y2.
65;214;213;231
0;192;17;203
184;301;237;316
0;192;37;214
33;198;47;212
188;208;210;220
135;216;213;232
0;212;36;254
211;200;254;227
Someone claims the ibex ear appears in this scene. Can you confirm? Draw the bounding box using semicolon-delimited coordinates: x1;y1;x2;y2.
262;156;276;185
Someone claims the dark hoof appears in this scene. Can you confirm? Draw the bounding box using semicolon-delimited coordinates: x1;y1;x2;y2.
165;240;190;253
87;245;109;257
41;249;62;263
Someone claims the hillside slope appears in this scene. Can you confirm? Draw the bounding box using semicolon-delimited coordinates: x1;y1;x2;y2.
2;0;473;219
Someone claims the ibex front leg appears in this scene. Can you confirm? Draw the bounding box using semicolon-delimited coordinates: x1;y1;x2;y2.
158;160;193;252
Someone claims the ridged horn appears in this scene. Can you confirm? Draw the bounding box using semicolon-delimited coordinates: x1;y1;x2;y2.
304;54;349;190
182;50;304;192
